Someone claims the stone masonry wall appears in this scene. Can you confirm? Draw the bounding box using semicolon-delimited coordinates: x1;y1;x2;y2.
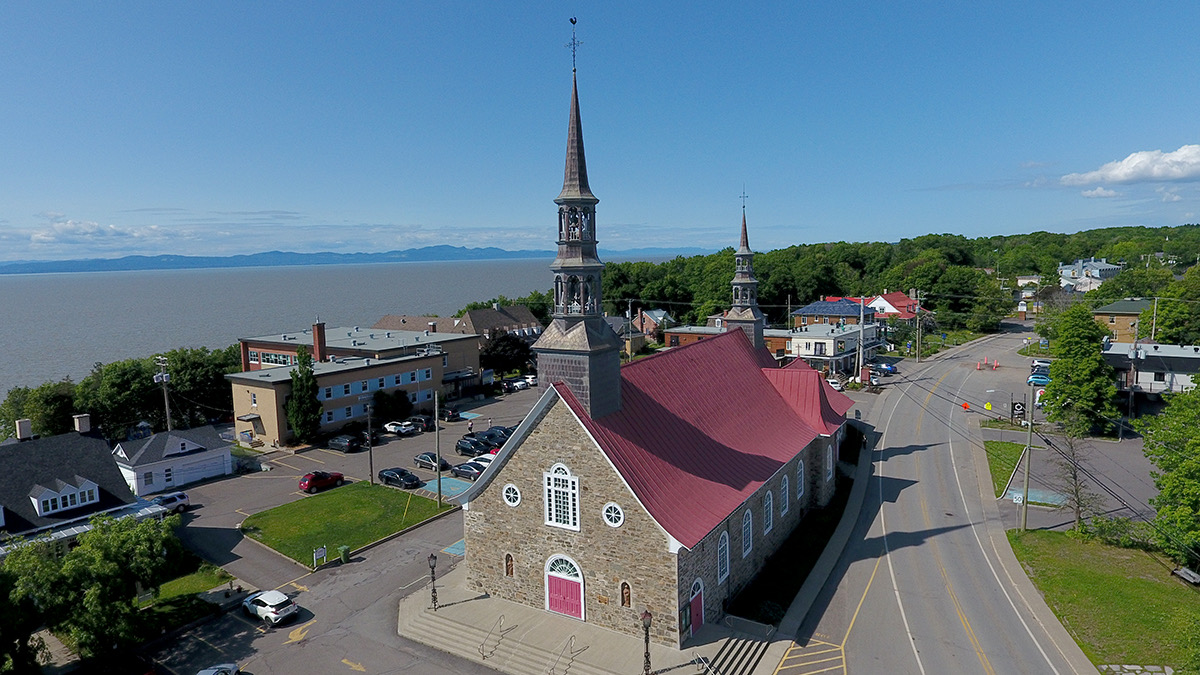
464;398;681;646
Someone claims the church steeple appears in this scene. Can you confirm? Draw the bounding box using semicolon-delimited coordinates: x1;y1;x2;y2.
724;205;765;349
532;48;622;419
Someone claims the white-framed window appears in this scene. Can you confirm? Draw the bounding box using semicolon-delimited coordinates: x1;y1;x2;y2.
144;471;154;486
717;531;730;583
408;392;418;403
68;492;77;507
503;484;521;507
443;355;449;368
362;404;370;415
86;488;94;502
826;445;834;482
378;377;385;389
324;387;332;399
394;375;402;386
424;368;433;381
41;499;50;513
543;464;580;531
741;510;753;557
602;502;624;528
326;411;333;423
343;383;351;395
781;475;790;515
248;350;260;363
50;497;58;510
250;393;257;407
764;491;774;534
797;461;805;500
361;380;369;392
344;406;352;418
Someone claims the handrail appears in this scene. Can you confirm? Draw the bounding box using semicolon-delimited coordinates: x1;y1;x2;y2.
478;614;505;659
692;651;716;675
546;634;576;675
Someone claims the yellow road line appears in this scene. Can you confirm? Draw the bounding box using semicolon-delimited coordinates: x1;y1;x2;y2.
317;448;343;457
774;640;846;675
271;459;304;471
275;571;313;592
292;453;325;464
841;555;882;646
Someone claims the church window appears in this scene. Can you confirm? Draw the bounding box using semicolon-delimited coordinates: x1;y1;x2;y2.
826;445;834;482
781;476;790;515
764;492;774;534
505;553;514;577
797;461;805;500
503;484;521;507
602;502;624;528
543;464;580;531
741;510;753;557
717;532;730;583
621;582;631;607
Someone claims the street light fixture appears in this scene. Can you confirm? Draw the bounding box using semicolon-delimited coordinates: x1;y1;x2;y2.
641;609;652;675
428;553;439;611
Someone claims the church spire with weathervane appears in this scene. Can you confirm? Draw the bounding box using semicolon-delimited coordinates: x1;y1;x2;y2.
723;190;765;349
531;18;623;419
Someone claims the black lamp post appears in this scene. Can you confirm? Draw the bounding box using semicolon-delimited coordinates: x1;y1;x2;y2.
641;609;652;675
428;553;439;611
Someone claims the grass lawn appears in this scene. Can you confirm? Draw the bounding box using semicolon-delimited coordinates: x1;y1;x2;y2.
242;482;453;565
158;562;233;600
1008;530;1200;668
983;440;1027;497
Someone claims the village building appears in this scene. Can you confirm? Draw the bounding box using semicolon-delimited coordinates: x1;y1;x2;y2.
112;425;232;497
790;298;876;328
373;304;543;344
632;308;673;341
1092;298;1152;343
459;69;853;647
1102;339;1200;397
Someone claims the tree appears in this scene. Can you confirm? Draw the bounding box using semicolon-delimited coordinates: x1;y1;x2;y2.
75;359;159;440
0;379;76;441
372;389;413;423
1136;387;1200;566
3;513;183;660
1043;303;1118;435
284;346;322;443
160;345;240;428
480;333;533;376
1048;419;1102;531
0;565;47;673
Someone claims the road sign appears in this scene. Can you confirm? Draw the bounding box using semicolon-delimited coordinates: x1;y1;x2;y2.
1013;401;1026;418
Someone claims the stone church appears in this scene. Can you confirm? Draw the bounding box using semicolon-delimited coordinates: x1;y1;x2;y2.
459;68;853;648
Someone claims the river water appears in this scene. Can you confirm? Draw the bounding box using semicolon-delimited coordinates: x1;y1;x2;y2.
0;259;555;391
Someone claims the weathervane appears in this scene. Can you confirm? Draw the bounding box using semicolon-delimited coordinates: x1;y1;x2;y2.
739;185;749;211
566;17;582;72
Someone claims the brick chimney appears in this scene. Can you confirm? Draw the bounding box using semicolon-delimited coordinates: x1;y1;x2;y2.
312;322;327;362
73;414;91;434
427;321;437;333
15;418;33;440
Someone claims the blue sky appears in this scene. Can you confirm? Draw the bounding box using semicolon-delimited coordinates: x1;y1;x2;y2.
2;2;1199;262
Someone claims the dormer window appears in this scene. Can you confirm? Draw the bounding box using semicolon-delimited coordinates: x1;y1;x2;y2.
31;480;98;516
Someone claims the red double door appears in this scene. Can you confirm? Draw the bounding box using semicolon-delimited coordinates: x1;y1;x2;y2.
547;573;583;619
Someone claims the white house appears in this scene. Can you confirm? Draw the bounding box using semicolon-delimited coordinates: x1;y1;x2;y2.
113;426;233;496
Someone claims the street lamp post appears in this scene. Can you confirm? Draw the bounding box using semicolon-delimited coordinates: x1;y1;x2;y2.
641;609;652;675
366;404;375;485
428;553;439;611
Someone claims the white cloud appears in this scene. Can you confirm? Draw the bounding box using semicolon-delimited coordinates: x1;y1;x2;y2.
1156;186;1183;202
1081;187;1118;198
1062;144;1200;186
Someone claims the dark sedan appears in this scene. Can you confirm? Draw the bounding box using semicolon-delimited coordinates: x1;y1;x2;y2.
414;452;451;472
378;467;421;489
473;429;507;449
455;437;491;457
450;462;486;481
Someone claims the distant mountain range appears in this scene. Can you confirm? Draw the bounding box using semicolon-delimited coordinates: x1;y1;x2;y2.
0;246;713;275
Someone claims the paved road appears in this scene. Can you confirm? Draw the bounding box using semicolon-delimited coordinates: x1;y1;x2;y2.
785;326;1095;674
153;388;543;674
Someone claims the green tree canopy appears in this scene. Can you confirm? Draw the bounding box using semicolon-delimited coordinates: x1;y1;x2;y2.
1135;387;1200;567
1043;303;1118;435
284;345;322;443
480;333;533;375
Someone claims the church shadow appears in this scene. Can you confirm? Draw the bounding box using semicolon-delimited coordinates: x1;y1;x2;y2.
875;443;928;461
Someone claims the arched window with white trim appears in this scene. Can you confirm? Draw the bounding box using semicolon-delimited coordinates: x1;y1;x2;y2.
781;475;790;515
764;491;774;534
741;510;753;557
826;444;834;482
797;460;806;501
717;532;730;583
544;464;580;531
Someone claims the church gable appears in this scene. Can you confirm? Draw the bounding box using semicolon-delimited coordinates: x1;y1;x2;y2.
464;396;679;639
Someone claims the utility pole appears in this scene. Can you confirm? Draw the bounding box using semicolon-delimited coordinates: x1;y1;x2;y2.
434;392;443;506
787;294;792;328
1021;378;1034;530
153;356;173;431
1151;297;1159;341
915;290;924;363
855;294;864;381
366;404;375;485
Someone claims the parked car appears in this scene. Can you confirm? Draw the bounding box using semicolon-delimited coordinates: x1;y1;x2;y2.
378;467;421;489
825;378;844;391
473;429;507;449
486;425;513;440
456;437;492;457
438;407;462;422
450;462;486;481
1027;373;1051;386
384;420;417;436
524;375;539;386
151;491;190;513
196;665;240;675
299;471;344;493
328;435;362;453
870;361;897;373
471;454;494;467
869;365;893;377
242;589;299;626
1031;365;1050;377
414;452;451;472
1031;359;1052;370
503;378;529;391
408;414;435;432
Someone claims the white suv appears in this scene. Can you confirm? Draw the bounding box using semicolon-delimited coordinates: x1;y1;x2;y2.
242;590;299;625
151;491;190;513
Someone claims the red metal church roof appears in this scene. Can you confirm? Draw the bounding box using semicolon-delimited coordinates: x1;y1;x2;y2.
555;329;851;549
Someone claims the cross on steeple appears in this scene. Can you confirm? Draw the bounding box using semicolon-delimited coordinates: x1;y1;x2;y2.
739;185;749;211
566;17;582;72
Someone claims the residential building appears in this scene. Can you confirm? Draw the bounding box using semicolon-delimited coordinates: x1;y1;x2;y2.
1093;298;1152;342
1102;340;1200;396
227;350;449;448
826;291;923;323
632;309;673;341
374;304;544;344
0;414;166;559
791;298;876;328
663;325;792;359
1059;257;1121;292
788;323;882;375
604;316;646;355
460;70;853;648
112;425;232;497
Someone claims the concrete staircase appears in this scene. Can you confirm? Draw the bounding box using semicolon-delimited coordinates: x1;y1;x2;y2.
706;636;770;675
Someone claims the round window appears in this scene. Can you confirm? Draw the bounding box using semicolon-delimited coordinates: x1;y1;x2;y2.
503;484;521;507
602;502;624;527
